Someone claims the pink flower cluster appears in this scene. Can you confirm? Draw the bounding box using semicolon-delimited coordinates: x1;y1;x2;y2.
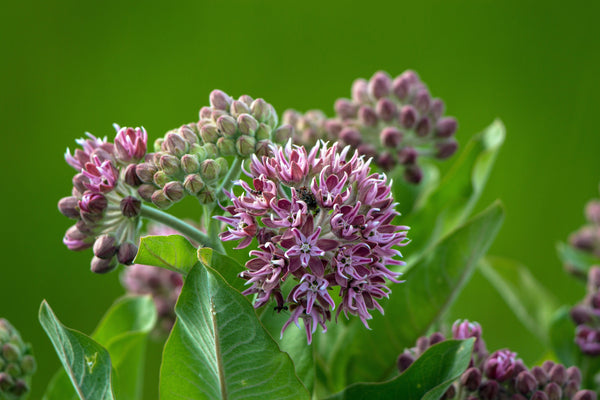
217;140;409;343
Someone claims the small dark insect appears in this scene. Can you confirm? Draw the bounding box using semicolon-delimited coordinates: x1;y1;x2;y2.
297;186;318;211
274;305;289;313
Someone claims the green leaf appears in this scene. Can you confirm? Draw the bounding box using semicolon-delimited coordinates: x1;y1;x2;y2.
479;256;558;344
549;306;580;367
134;234;198;275
42;296;157;400
403;119;505;264
325;339;474;400
39;301;115;400
159;262;310;400
556;241;600;280
336;202;504;385
198;247;246;293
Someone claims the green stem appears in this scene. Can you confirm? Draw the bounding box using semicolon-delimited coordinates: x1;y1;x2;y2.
140;204;224;254
217;157;243;202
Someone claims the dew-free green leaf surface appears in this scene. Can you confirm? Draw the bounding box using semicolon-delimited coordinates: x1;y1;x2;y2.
134;234;198;275
556;242;600;280
326;339;474;400
160;262;309;400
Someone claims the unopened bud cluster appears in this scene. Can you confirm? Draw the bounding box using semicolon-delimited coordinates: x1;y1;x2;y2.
397;320;595;400
59;127;147;273
121;223;187;335
0;319;36;399
570;266;600;357
567;186;600;272
135;90;290;207
284;70;458;183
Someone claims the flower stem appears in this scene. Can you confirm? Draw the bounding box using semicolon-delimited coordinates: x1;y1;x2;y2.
217;157;243;201
140;204;224;254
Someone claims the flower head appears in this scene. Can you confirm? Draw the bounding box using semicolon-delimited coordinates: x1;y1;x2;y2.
114;125;148;163
218;140;409;343
0;319;36;399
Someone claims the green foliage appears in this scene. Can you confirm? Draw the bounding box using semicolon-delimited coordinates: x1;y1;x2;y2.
556;242;600;280
325;339;474;400
159;261;310;400
134;235;199;275
40;296;157;400
479;256;559;345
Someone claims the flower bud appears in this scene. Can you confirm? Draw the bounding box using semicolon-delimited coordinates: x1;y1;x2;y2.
460;367;481;391
479;380;499;400
275;124;293;143
72;173;89;194
436;117;458;138
566;366;582;386
380;127;402;148
19;355;36;375
398;147;418;165
120;196;141;218
376;98;397;122
137;184;155;202
200;159;220;181
255;139;271;157
429;332;445;345
396;352;414;372
352;79;369;103
237;114;259;136
531;391;549;400
63;225;91;251
368;71;391;99
414;89;431;113
544;382;562;400
340;128;362;147
400;105;417;129
442;384;455;399
430;99;445;119
531;366;549;386
184;174;205;195
163;133;188;157
217;137;236;156
153;138;164;152
0;373;14;391
542;360;555;373
164;181;185;202
569;228;596;251
564;381;579;398
58;196;80;219
416;336;429;354
199;106;212;119
79;192;107;215
357;143;377;160
181;154;200;174
90;255;118;274
151;189;172;209
114;126;147;163
200;123;220;143
117;242;138;265
251;99;270;123
93;235;118;259
123;164;142;187
238;94;254;106
153;171;170;187
11;379;28;396
217;115;238;137
416;117;431;137
197;188;216;204
378;152;396;171
358;106;378;127
209;89;232;111
516;371;537;394
255;123;271;141
573;390;598;400
159;154;181;176
324;120;343;137
230;100;251;118
202;143;219;160
588;266;600;291
570;305;592;325
236;135;257;158
549;363;567;386
6;363;20;378
335;99;358;120
136;162;157;183
179;125;199;145
392;76;410;100
436;140;458;159
2;344;19;362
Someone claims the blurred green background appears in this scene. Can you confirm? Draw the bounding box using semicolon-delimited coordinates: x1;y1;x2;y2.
2;0;599;398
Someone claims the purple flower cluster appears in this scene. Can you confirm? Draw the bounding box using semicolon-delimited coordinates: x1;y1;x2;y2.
121;224;185;335
568;189;600;266
398;320;595;400
284;70;458;183
0;319;36;399
58;126;148;273
571;266;600;356
217;141;409;343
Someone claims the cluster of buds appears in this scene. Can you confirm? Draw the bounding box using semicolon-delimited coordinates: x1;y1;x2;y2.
570;266;600;356
217;140;409;343
397;320;595;400
0;319;36;399
58;127;148;273
121;223;186;335
134;90;292;207
284;70;458;183
567;187;600;267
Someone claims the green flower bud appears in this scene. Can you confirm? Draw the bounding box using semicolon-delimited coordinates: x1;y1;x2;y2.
184;174;205;195
153;138;164;152
137;184;156;202
202;143;218;160
274;124;294;143
189;143;206;159
197;188;216;204
266;105;278;128
19;356;36;375
151;189;172;209
217;115;238;137
159;154;180;176
2;344;19;363
255;139;272;157
200;123;220;144
179;125;199;145
6;363;21;378
0;373;14;391
238;94;253;106
12;379;28;396
200;159;220;182
215;157;229;178
230;100;250;118
237;114;258;136
153;171;170;188
255;123;271;141
181;154;200;174
217;137;236;156
163;181;185;202
251;98;270;122
163;132;189;157
236;135;257;158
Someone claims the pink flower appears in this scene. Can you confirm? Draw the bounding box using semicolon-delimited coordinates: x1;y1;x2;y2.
114;126;148;163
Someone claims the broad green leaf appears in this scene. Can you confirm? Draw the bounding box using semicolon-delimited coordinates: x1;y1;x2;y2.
160;262;309;400
134;234;198;275
42;296;157;400
549;306;580;367
403;119;505;264
479;256;558;344
556;241;600;280
198;247;246;293
325;339;474;400
334;202;503;386
39;301;115;400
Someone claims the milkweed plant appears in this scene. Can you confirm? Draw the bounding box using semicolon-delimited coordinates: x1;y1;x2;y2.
5;70;598;400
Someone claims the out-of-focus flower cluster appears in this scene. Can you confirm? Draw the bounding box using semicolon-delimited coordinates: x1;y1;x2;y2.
398;320;596;400
121;223;186;335
134;90;292;207
217;140;409;343
0;319;36;399
284;70;458;183
59;126;148;273
567;186;600;269
570;266;600;357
